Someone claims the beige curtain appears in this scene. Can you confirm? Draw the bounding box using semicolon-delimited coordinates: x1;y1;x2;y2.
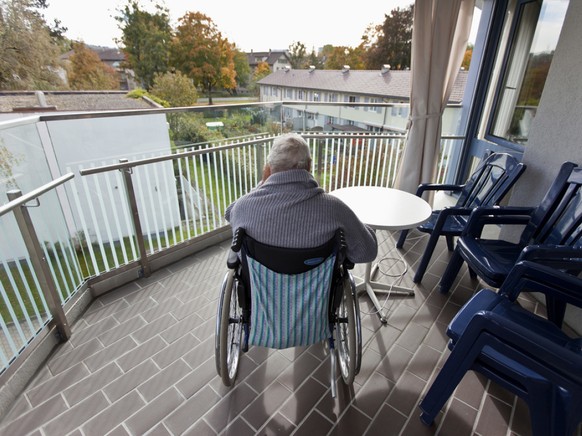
396;0;475;197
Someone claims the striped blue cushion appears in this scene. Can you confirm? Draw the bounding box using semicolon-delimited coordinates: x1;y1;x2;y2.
247;254;336;349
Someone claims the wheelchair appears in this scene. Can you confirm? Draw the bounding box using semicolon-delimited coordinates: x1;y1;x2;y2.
215;228;362;397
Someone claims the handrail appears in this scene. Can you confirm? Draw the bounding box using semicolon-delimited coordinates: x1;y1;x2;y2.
0;172;74;217
78;136;275;176
0;100;465;124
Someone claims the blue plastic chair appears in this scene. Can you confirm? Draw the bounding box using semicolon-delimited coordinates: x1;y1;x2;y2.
420;260;582;436
439;162;582;326
396;152;525;283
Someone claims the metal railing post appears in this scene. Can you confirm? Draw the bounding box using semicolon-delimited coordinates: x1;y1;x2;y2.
119;158;151;278
7;190;72;341
255;143;265;185
316;139;324;183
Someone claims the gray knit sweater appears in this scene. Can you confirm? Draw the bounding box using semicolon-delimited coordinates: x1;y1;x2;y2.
225;169;377;263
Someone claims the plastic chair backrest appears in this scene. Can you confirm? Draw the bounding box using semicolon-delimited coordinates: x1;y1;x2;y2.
519;162;582;247
456;152;525;209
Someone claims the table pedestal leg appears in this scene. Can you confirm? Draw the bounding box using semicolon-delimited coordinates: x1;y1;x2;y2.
355;260;415;324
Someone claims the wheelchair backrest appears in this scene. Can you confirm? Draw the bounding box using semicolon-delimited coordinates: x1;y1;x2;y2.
234;229;346;349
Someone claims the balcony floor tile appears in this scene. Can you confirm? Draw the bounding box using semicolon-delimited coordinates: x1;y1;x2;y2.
1;229;574;435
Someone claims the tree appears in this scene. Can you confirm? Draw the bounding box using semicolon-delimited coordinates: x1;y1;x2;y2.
150;71;198;107
365;4;414;70
0;142;23;189
0;0;64;89
67;42;119;90
307;48;324;69
254;61;271;81
461;44;473;71
324;46;366;70
115;0;172;90
288;41;307;69
170;12;236;104
232;49;251;92
249;61;270;96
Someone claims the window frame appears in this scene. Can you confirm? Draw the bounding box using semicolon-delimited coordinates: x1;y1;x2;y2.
484;0;567;151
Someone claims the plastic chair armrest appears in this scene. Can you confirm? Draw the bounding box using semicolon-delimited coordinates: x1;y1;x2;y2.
430;206;474;231
499;260;582;307
416;183;464;197
463;206;535;237
518;245;582;264
458;310;582;382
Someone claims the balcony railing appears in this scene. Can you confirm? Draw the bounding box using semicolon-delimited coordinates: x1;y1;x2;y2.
0;102;465;414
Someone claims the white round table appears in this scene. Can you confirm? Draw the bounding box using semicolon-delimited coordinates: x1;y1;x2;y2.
331;186;432;323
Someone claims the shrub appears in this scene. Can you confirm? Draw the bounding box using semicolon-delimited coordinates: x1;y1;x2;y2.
150;72;198;107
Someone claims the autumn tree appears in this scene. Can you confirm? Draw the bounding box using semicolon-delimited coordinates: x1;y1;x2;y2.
461;44;473;70
288;41;308;69
67;42;119;90
0;0;64;89
324;46;366;70
115;0;172;90
365;4;414;70
248;61;270;95
170;12;236;104
150;71;198;107
254;61;271;80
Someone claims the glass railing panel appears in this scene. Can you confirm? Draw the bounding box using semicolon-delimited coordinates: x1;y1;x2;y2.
0;212;50;372
0;177;81;374
168;103;283;149
1;122;54;203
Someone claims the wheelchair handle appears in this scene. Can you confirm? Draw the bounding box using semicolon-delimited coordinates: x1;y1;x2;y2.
232;228;245;252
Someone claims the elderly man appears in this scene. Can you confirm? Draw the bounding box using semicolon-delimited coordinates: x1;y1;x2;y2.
225;133;377;263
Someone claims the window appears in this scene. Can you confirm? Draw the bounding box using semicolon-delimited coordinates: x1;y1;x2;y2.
489;0;569;145
297;90;304;100
328;93;338;102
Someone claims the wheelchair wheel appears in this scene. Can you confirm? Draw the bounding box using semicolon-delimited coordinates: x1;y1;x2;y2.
336;272;361;384
215;269;243;386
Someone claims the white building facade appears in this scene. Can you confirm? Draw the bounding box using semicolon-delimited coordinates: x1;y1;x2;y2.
258;67;468;134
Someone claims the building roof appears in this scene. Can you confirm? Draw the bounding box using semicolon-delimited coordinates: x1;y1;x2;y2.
247;50;289;67
258;68;468;103
0;91;157;113
61;45;126;63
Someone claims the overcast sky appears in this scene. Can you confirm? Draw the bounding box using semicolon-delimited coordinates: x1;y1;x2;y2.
43;0;415;52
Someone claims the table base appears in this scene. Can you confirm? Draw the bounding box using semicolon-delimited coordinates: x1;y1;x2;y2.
355;261;415;324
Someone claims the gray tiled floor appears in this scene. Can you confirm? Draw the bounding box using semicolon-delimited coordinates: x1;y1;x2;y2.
0;230;576;435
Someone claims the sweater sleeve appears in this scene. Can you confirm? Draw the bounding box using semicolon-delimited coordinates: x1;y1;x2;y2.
337;203;378;263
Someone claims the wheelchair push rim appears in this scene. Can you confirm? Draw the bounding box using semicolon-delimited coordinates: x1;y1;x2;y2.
215;269;243;386
336;273;359;384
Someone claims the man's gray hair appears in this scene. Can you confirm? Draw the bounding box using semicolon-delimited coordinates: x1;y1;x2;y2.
267;133;311;173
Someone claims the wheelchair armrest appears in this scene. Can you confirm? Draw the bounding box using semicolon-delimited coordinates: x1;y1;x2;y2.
226;249;240;269
463;206;535;238
416;183;464;197
499;260;582;307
